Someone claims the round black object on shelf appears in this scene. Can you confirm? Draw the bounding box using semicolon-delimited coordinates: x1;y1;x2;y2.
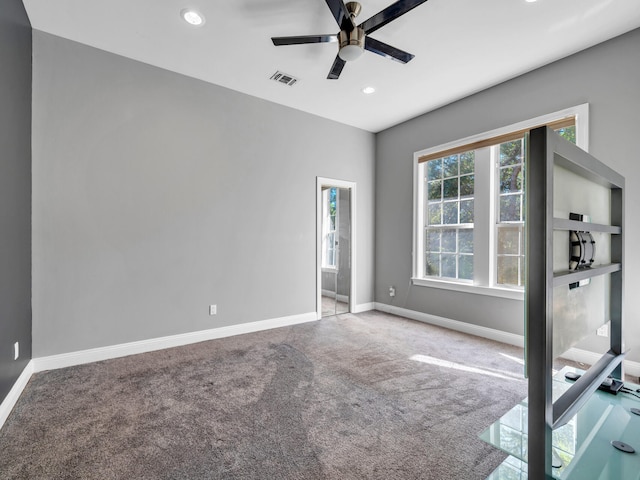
611;440;635;453
564;372;581;381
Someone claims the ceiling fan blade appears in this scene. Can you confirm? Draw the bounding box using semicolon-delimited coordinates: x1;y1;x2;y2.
365;37;414;63
327;55;347;79
272;34;338;46
359;0;429;35
324;0;356;31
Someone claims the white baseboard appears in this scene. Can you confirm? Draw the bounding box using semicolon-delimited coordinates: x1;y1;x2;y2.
0;360;34;431
316;302;374;317
33;311;318;373
561;348;605;369
321;290;350;303
353;302;375;313
374;303;640;378
374;302;524;348
624;360;640;379
563;347;640;379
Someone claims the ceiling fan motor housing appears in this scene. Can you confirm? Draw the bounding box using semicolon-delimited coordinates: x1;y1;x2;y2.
339;27;365;61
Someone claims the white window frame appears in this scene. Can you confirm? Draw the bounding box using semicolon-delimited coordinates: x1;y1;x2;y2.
412;104;589;299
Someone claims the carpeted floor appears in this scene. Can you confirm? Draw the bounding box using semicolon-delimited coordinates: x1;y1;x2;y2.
2;311;541;479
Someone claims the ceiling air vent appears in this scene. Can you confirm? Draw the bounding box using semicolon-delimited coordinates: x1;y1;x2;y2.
270;71;299;87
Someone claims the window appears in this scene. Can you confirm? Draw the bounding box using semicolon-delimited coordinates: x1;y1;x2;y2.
497;138;525;287
413;106;587;298
322;187;338;269
424;151;475;281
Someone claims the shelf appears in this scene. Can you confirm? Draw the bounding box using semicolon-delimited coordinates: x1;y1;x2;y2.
481;367;640;480
523;126;625;479
553;263;621;288
552;350;626;428
553;218;621;234
552;132;625;189
486;456;527;480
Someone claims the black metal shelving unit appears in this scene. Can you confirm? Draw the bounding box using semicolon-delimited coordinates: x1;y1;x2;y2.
526;126;625;479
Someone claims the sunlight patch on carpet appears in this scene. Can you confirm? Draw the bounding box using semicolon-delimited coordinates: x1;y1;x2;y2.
410;354;522;381
499;353;525;366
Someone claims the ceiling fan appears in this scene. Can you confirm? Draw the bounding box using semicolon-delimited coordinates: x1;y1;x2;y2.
271;0;429;79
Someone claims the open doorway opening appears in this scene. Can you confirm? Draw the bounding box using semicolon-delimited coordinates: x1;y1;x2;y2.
317;178;356;318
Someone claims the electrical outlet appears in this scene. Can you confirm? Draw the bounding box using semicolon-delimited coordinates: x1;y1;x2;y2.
597;324;609;337
14;342;19;360
389;286;396;297
209;305;217;316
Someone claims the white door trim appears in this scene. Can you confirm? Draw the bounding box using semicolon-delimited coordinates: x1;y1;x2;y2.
316;177;356;319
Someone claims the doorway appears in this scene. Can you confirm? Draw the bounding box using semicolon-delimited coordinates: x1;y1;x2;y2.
317;177;356;318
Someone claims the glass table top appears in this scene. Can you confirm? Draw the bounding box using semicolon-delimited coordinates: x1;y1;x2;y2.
480;366;640;479
486;456;527;480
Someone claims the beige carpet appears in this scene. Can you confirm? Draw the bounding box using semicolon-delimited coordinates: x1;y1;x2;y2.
2;311;544;479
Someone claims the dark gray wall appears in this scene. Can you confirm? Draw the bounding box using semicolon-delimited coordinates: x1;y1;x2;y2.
32;32;375;357
0;0;32;404
376;28;640;362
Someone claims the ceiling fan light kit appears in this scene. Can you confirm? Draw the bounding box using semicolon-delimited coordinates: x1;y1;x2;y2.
271;0;429;79
338;27;365;61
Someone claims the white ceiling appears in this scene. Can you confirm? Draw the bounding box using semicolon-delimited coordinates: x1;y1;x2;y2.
22;0;640;132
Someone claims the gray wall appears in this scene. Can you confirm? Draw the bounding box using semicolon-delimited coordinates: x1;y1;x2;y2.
375;28;640;362
0;0;32;403
32;32;375;357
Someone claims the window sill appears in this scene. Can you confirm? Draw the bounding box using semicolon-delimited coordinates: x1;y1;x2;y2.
411;277;524;300
322;267;338;273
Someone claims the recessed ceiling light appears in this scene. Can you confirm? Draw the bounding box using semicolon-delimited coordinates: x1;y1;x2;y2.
181;9;205;26
362;86;376;95
525;0;537;3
